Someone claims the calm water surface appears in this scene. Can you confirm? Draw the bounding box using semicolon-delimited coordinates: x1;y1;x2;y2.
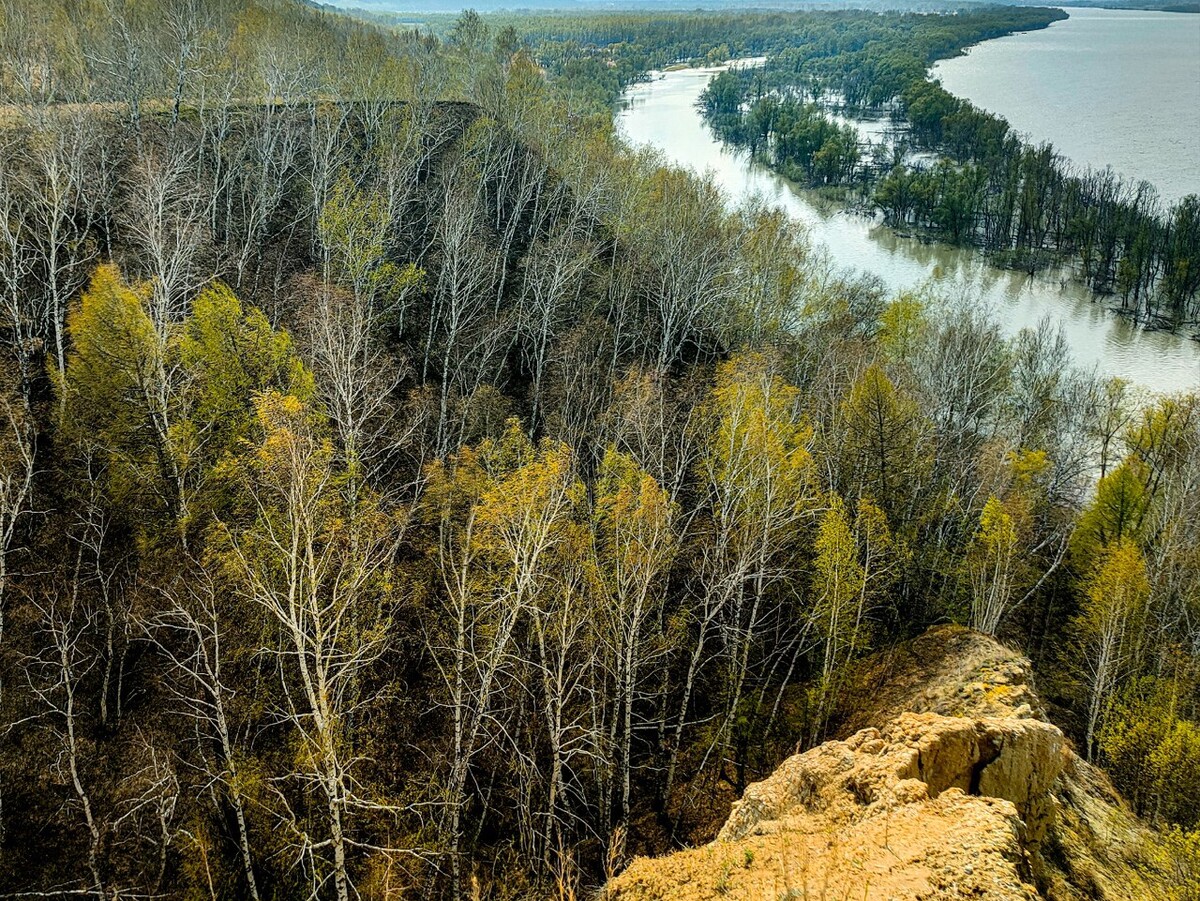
616;65;1200;393
934;8;1200;206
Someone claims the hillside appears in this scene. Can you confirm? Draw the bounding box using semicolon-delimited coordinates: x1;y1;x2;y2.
0;2;1197;898
606;627;1180;901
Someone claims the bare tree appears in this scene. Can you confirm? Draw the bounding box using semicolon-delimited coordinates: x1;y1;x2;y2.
636;174;733;368
426;431;577;898
20;593;106;897
519;551;599;882
0;146;43;404
159;0;216;127
516;222;598;430
227;78;304;290
17;112;102;379
592;450;677;826
83;0;162;128
665;357;814;806
0;398;34;845
146;572;262;901
423;177;506;454
120;141;212;331
113;736;181;894
0;397;36;652
301;280;416;493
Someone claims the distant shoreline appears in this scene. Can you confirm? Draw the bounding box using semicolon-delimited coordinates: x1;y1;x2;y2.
1057;2;1200;11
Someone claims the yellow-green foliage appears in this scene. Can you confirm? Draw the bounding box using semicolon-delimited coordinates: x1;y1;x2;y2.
63;264;159;437
1075;536;1152;760
1074;458;1152;560
60;264;171;507
698;353;815;550
178;281;313;464
1079;538;1150;648
730;203;811;345
593;447;678;603
1153;827;1200;901
813;493;866;646
60;266;316;540
877;291;929;361
837;362;923;517
964;495;1020;635
1099;679;1200;830
812;492;905;723
318;172;424;306
425;418;586;563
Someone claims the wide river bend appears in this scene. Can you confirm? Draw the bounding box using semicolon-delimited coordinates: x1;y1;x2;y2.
616;52;1200;393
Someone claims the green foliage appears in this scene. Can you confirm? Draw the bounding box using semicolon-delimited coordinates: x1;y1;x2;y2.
593;446;677;598
813;494;865;662
965;495;1019;635
178;282;313;467
3;3;1199;897
1154;827;1200;901
1075;537;1152;761
1102;677;1200;830
60;264;176;514
837;362;923;519
59;265;316;546
319;173;425;308
62;265;159;443
698;354;815;549
1074;458;1152;561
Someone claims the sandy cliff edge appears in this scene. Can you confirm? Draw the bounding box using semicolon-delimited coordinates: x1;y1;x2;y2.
604;626;1178;901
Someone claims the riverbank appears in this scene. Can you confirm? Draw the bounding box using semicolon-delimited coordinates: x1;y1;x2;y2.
699;12;1198;328
617;66;1200;392
933;7;1200;207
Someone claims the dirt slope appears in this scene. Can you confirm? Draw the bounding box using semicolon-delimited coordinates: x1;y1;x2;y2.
605;626;1178;901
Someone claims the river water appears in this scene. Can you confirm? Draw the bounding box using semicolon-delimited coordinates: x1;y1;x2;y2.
933;8;1200;207
615;65;1200;394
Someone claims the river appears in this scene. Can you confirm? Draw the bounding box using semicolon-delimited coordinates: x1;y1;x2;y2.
615;64;1200;394
933;7;1200;207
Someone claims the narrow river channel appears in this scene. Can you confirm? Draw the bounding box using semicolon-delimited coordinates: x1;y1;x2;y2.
616;65;1200;394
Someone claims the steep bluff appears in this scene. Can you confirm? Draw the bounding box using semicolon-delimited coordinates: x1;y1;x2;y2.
605;627;1178;901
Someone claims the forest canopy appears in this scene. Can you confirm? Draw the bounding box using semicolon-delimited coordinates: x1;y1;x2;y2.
0;1;1196;899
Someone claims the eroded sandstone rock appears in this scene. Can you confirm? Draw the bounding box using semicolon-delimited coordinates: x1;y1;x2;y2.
603;627;1172;901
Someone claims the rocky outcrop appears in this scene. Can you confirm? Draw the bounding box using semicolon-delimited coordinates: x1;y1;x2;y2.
604;627;1178;901
718;712;1067;848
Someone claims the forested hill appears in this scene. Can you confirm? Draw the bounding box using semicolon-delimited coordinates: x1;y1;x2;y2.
402;6;1069;108
0;2;1196;900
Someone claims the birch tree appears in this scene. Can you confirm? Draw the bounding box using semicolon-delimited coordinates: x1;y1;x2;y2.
217;391;402;901
666;354;814;805
18;113;101;380
20;594;106;896
592;448;677;825
312;176;424;483
1078;537;1151;761
811;495;903;742
424;422;580;898
120;141;211;331
146;572;262;901
967;495;1020;636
